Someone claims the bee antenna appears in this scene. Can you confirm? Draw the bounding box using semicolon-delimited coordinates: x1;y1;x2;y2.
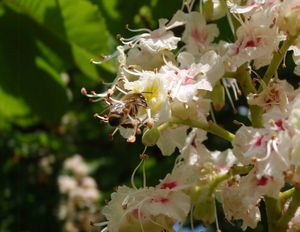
141;91;152;94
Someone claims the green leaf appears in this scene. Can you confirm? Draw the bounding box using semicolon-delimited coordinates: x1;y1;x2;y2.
0;8;69;123
90;0;153;36
4;0;115;81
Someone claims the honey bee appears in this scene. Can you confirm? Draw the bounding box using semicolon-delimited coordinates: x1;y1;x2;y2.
107;93;149;128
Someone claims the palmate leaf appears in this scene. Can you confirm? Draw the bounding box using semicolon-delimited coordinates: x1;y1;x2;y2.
4;0;115;81
0;8;69;124
0;0;116;123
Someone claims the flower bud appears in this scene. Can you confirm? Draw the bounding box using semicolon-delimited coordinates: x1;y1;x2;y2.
193;196;216;225
142;128;160;146
277;1;300;36
203;0;227;21
210;81;225;111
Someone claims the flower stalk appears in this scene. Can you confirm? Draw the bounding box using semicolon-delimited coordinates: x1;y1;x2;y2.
158;118;235;142
277;188;300;230
263;33;300;86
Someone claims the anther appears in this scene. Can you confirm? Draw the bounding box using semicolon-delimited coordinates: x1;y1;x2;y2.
127;135;136;143
100;54;107;60
140;153;149;160
107;88;114;97
283;170;293;180
116;34;122;40
122;203;128;210
81;87;87;96
251;157;257;162
146;119;154;128
128;65;136;70
136;128;142;135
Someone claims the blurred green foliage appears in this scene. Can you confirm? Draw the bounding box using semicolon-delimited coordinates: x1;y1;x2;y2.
0;0;266;231
0;0;182;231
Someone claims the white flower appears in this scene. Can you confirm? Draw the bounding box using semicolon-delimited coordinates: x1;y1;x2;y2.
127;46;174;71
64;154;89;177
233;125;291;180
170;97;211;122
247;80;292;112
120;11;185;52
102;186;191;232
158;129;237;195
156;126;188;156
276;0;300;36
227;0;279;14
58;156;100;231
58;176;77;194
182;11;219;55
222;167;283;230
81;176;98;189
124;71;170;122
227;0;263;14
226;9;284;70
160;51;224;103
289;94;300;133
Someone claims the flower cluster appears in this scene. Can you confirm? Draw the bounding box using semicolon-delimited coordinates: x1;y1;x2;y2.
83;0;300;231
58;154;101;232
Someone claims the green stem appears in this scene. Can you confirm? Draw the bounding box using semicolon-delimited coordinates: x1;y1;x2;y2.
265;188;300;232
158;118;235;142
249;105;263;128
280;188;295;204
207;164;253;195
234;64;263;128
265;196;282;232
277;188;300;230
263;35;299;86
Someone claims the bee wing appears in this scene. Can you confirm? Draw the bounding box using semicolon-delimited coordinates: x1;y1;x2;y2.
110;102;125;113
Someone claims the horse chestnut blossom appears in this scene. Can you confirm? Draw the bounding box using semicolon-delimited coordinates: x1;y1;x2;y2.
58;155;101;232
82;0;300;231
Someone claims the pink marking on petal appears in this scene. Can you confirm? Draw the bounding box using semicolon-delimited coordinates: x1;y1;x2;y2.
160;181;177;189
245;40;256;47
182;76;193;84
256;176;268;186
245;38;261;48
275;119;284;130
191;28;208;45
254;136;263;147
131;208;145;219
158;197;169;204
